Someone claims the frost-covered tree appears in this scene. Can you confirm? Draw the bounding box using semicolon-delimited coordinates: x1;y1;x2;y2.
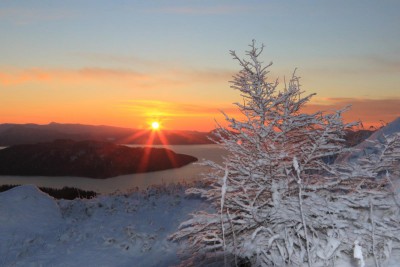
171;41;400;266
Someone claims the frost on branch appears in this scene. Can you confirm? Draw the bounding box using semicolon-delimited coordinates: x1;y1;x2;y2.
171;41;400;266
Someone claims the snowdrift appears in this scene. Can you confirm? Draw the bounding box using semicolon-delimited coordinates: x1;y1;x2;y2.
0;184;206;267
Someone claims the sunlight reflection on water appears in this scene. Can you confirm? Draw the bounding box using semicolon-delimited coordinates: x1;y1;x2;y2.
0;144;227;194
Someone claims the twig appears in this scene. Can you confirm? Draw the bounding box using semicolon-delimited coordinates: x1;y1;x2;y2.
370;198;379;267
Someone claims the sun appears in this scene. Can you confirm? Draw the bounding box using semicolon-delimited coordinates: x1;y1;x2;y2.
151;121;160;130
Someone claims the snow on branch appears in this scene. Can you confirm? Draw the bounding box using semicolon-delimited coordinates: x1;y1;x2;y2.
171;41;400;266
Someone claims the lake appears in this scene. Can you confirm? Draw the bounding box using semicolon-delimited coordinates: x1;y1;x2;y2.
0;144;227;194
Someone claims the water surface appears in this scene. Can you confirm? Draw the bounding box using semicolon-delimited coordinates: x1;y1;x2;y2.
0;144;227;194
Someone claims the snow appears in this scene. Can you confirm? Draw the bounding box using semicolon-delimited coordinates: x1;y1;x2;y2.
0;185;62;233
0;184;208;267
1;183;400;266
171;42;400;266
337;117;400;163
353;240;365;267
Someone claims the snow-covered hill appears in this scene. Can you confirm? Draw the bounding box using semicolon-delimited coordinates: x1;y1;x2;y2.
0;184;207;267
337;117;400;163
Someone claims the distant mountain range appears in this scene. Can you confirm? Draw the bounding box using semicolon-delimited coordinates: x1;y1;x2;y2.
0;122;376;147
0;122;214;146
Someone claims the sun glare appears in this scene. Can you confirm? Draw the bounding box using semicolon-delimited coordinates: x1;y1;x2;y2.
151;121;160;130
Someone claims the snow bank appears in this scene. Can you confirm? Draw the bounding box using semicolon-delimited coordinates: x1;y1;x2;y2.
0;184;62;233
0;184;207;267
0;185;63;266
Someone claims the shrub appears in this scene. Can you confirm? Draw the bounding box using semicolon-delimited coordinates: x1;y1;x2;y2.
0;184;97;200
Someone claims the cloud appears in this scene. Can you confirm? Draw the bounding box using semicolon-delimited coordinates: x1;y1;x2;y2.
74;53;162;69
116;99;239;130
77;68;145;78
304;97;400;128
118;99;232;119
364;55;400;73
0;66;233;90
0;67;146;85
307;55;400;76
119;97;400;130
167;68;234;84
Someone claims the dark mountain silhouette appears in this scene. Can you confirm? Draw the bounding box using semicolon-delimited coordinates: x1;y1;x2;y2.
0;122;372;147
0;140;197;178
0;122;214;146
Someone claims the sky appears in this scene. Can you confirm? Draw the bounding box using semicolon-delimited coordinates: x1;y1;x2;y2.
0;0;399;131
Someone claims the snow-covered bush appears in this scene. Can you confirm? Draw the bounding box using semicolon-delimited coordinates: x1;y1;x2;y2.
171;41;400;266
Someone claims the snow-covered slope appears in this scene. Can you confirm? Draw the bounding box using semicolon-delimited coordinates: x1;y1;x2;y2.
0;184;207;267
337;117;400;163
374;117;400;137
0;185;62;233
1;184;400;266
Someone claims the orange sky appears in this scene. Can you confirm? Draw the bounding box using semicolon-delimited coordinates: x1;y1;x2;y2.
1;65;399;131
1;2;399;131
0;66;234;131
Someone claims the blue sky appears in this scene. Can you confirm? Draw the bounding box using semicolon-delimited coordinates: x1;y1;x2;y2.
1;1;399;129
